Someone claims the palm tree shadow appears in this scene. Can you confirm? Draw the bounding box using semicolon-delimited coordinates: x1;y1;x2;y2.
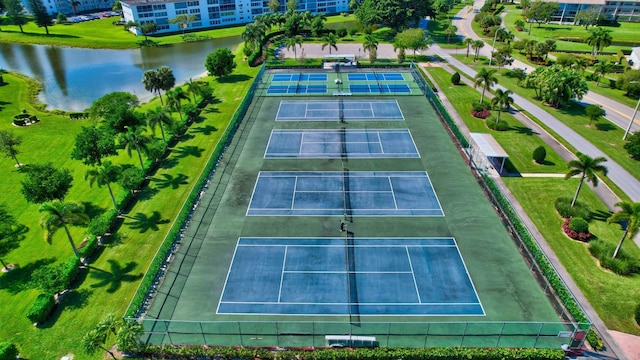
136;185;160;202
595;122;616;132
152;173;189;189
0;257;56;294
89;260;143;293
216;74;252;84
511;126;539;136
159;157;180;170
173;145;204;158
62;288;94;310
81;201;106;219
191;125;218;135
124;211;170;233
591;209;613;222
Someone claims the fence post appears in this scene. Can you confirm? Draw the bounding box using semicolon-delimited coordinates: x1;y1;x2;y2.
200;321;206;345
238;321;243;347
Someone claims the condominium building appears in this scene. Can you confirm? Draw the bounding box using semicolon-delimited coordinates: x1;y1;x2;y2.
21;0;115;15
545;0;640;23
120;0;349;35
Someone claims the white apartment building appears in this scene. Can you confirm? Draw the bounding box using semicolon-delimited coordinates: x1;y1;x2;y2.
120;0;349;35
545;0;640;23
22;0;115;15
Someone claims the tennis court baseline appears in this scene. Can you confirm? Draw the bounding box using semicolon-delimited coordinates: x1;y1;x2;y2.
217;237;483;316
265;129;420;159
276;100;404;121
272;73;328;82
349;84;411;94
267;85;327;94
247;171;443;216
347;73;406;81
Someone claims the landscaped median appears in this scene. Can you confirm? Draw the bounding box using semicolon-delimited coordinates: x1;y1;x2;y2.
0;48;259;358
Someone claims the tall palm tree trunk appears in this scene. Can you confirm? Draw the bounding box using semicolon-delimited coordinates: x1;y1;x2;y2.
481;86;487;103
0;258;8;269
100;344;117;359
159;123;166;143
63;224;80;258
571;175;586;207
612;228;628;259
107;183;118;211
12;154;21;167
135;146;145;171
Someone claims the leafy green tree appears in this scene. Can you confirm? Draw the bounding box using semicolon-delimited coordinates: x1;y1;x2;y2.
511;68;527;86
21;163;73;204
57;12;67;24
523;65;588;108
242;21;267;51
586;27;612;57
89;92;139;119
491;88;514;125
523;0;558;34
169;14;196;36
564;152;608;207
118;165;145;195
140;21;158;41
608;201;640;259
120;126;151;171
0;130;23;167
616;69;640;97
71;126;118;166
492;45;514;69
593;60;612;86
5;0;27;33
105;107;145;135
205;48;237;77
0;205;26;270
39;201;89;258
495;28;514;43
321;33;338;54
393;39;406;63
112;0;122;12
451;72;461;85
624;131;640;159
85;161;122;211
283;11;302;37
268;0;281;13
146;106;174;142
444;23;458;43
574;7;603;29
474;68;498;103
26;0;52;34
362;34;378;63
585;104;605;127
285;35;303;60
395;28;428;59
355;0;432;30
116;319;144;353
286;0;298;12
310;14;326;37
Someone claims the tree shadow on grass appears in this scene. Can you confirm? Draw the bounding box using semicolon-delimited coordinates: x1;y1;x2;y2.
61;288;94;311
81;201;106;220
0;257;56;294
159;157;180;170
173;145;204;158
590;209;613;222
202;107;220;114
89;260;143;293
511;126;539;136
216;74;252;84
123;211;169;233
152;173;189;189
595;122;617;132
191;125;218;136
135;185;159;202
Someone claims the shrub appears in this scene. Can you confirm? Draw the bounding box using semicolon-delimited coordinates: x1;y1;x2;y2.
554;197;591;220
183;103;200;120
624;131;640;160
118;166;146;194
471;100;488;112
589;240;640;275
348;27;358;36
78;235;99;259
471;108;491;119
32;256;81;294
486;118;509;131
336;26;348;38
0;342;18;360
451;71;461;85
635;302;640;326
88;212;115;237
569;217;589;233
532;146;547;164
562;217;593;241
587;329;604;351
26;293;55;324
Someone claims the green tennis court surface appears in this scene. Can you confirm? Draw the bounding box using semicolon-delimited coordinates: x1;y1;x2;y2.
140;69;574;348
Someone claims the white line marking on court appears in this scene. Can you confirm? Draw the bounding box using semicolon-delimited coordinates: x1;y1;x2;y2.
277;246;287;303
245;172;262;217
406;246;422;304
291;176;298;210
283;270;414;274
220;301;480;306
298;132;305;156
452;238;486;316
388;177;399;210
216;238;241;314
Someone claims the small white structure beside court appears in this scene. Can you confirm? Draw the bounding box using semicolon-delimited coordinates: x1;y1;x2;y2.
469;133;509;174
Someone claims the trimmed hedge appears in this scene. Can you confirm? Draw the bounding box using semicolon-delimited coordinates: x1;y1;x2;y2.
135;345;565;359
32;256;81;294
588;240;640;276
562;217;593;242
554;197;591;221
26;293;55;324
486;118;510;131
569;217;589;234
533;146;546;164
0;342;18;360
451;72;461;85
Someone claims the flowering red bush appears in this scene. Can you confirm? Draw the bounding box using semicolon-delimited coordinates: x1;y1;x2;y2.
471;108;491;119
562;218;593;242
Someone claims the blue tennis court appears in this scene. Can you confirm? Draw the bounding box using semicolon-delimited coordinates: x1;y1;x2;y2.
276;100;404;121
272;73;328;82
349;84;411;94
247;171;443;216
265;129;420;159
217;237;484;316
267;85;328;94
347;73;405;81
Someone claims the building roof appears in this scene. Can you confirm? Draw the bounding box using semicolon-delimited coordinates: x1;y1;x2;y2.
469;133;508;158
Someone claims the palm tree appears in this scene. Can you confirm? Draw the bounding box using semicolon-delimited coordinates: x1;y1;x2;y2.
146;106;173;143
474;68;498;103
607;201;640;259
120;126;151;171
156;66;175;104
85;161;122;211
39;201;89;258
572;57;588;74
142;70;161;105
165;88;190;123
363;34;379;63
564;152;608;207
285;35;303;60
463;38;474;58
586;27;613;57
185;78;203;103
490;89;514;125
321;33;338;54
593;60;611;86
444;24;458;43
242;21;267;50
393;40;406;63
472;40;484;62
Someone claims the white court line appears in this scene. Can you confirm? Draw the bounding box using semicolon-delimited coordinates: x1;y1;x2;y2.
291;176;298;210
244;172;262;217
406;246;422;304
215;239;241;314
388;177;399;210
283;270;414;274
376;131;384;155
452;238;486;316
238;244;456;248
277;246;287;303
220;301;479;306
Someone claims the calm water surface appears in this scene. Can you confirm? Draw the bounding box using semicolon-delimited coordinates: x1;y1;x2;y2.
0;36;241;111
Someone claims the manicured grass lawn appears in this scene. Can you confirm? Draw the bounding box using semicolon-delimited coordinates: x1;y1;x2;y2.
503;177;640;334
426;66;566;174
0;51;259;358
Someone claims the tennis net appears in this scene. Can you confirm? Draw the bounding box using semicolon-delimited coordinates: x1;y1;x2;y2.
339;98;345;122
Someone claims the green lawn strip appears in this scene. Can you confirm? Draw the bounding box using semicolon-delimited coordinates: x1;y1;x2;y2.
428;5;467;48
0;51;259;358
582;79;639;109
426;66;566;174
503;177;640;334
